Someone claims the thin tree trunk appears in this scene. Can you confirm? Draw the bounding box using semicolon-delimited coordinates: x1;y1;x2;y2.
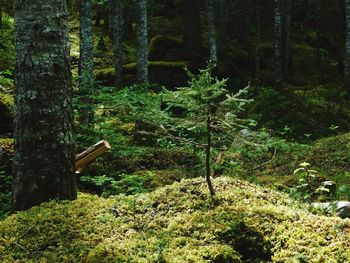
237;0;249;49
206;113;215;196
207;0;217;66
274;0;283;88
79;0;94;125
217;0;228;59
110;0;124;87
13;0;76;211
316;0;322;65
182;0;202;56
0;0;2;30
282;0;292;76
345;0;350;95
255;0;261;92
137;0;148;83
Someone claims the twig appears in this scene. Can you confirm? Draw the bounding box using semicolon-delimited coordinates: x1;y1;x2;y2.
159;125;207;147
248;147;277;171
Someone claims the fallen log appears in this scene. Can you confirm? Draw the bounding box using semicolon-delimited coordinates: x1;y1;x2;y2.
75;140;111;174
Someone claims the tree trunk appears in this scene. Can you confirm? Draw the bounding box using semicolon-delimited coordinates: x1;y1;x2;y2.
207;0;217;66
274;0;283;88
206;113;215;196
0;0;2;30
316;0;322;66
217;0;228;59
282;0;292;76
345;0;350;95
79;0;94;125
182;0;202;57
110;0;124;87
13;0;76;211
207;0;218;68
237;0;249;49
255;0;261;92
137;0;148;83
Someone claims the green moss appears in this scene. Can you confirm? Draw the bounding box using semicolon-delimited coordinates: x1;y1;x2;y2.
96;61;189;86
0;16;15;71
149;35;184;61
0;138;14;155
1;177;350;262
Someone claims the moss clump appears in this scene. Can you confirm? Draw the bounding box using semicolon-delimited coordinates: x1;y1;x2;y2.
1;177;350;262
149;35;184;61
96;61;188;87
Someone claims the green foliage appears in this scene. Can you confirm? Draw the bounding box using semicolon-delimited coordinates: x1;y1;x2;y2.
290;162;329;202
0;168;11;220
0;16;15;71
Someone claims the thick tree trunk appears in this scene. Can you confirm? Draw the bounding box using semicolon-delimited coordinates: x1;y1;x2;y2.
206;113;215;196
79;0;94;125
182;0;202;56
137;0;148;83
345;0;350;94
207;0;217;66
110;0;124;87
12;0;76;211
274;0;283;88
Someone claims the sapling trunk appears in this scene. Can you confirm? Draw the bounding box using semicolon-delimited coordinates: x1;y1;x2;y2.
206;113;215;196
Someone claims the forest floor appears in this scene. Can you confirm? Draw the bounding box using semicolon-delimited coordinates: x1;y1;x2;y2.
1;177;350;262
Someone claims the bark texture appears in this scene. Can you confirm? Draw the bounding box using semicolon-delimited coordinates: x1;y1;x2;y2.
137;0;148;83
110;0;124;87
79;0;94;125
13;0;76;211
274;0;283;88
207;0;217;66
345;0;350;94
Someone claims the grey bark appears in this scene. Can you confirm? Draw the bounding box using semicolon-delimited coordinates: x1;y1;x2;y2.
110;0;124;87
79;0;94;125
274;0;283;88
345;0;350;94
12;0;76;211
137;0;148;83
207;0;217;67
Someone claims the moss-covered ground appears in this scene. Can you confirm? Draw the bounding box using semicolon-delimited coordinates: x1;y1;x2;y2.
1;177;350;262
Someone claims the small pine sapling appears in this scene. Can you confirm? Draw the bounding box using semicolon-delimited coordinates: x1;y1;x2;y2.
161;65;253;196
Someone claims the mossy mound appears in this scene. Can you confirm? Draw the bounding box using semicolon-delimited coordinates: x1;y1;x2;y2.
149;35;185;61
96;61;188;87
1;177;350;262
0;93;14;134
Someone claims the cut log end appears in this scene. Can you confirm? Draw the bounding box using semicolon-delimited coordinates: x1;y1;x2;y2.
75;140;111;174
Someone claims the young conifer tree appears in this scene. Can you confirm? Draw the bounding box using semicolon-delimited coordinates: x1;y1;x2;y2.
162;65;252;196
